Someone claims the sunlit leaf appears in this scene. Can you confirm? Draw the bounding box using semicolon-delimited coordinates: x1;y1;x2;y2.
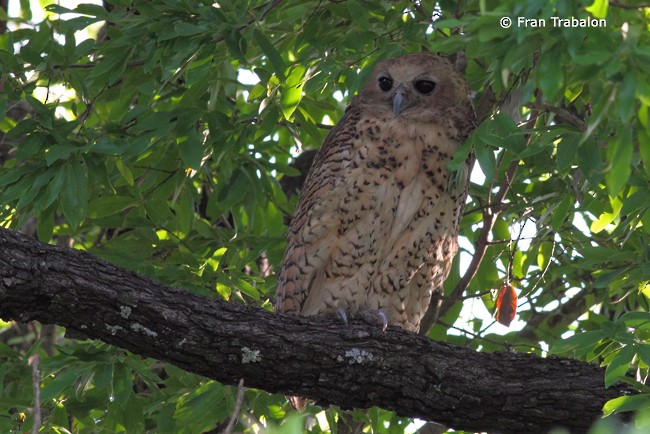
280;65;306;120
590;197;623;234
603;394;649;417
585;0;608;19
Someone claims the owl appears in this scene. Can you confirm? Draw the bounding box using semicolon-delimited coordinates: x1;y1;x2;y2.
275;52;475;409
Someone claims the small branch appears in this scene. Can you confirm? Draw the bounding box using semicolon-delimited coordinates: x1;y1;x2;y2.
29;354;41;434
524;102;587;131
51;61;145;69
518;287;591;341
223;379;246;434
448;156;518;297
609;1;650;9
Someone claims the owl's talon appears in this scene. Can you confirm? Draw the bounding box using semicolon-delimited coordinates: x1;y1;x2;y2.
378;310;388;332
337;308;349;326
357;309;388;331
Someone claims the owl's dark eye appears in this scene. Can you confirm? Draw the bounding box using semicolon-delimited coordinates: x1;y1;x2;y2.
378;76;393;92
414;79;436;94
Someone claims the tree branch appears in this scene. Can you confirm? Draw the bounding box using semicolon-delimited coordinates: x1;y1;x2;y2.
0;228;634;434
518;287;591;342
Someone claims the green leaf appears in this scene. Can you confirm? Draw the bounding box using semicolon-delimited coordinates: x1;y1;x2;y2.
92;139;129;155
538;49;565;102
536;241;553;271
123;394;145;432
603;394;650;417
618;74;636;122
174;382;226;433
45;144;76;166
88;196;137;219
236;277;260;300
17;169;54;211
178;130;203;170
551;195;573;230
37;209;55;242
174;22;206;36
115;159;134;186
253;29;285;80
635;343;650;368
552;330;605;355
280;65;306;120
248;83;267;102
620;312;650;329
605;127;633;197
475;142;496;181
604;345;634;387
590;197;622;233
347;0;369;29
59;162;88;229
74;3;110;18
225;28;247;62
447;135;473;171
586;0;608;19
639;130;650;178
556;133;578;172
41;369;79;402
38;169;66;212
173;187;194;235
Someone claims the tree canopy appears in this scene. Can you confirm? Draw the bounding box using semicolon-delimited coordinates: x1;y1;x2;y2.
1;0;650;433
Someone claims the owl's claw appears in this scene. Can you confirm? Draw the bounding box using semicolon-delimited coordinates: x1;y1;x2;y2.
337;308;349;326
378;310;388;331
358;309;388;331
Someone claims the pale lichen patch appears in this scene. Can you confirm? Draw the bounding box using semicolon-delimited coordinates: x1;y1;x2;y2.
338;348;374;364
119;305;132;319
106;324;124;335
241;347;261;363
130;322;158;337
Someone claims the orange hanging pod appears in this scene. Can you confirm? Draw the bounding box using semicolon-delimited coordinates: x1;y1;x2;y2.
495;284;518;327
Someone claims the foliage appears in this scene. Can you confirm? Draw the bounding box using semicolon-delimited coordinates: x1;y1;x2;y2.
1;0;650;432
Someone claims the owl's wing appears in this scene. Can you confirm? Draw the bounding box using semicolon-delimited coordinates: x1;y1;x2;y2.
276;106;386;315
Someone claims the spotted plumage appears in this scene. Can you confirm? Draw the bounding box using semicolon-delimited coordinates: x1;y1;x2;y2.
276;53;474;374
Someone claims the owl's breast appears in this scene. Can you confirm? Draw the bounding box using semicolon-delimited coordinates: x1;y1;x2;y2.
354;117;459;181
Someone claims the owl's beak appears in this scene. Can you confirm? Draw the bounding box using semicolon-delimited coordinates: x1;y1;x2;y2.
393;84;409;116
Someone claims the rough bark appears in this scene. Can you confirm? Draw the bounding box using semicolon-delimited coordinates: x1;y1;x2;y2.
0;228;634;433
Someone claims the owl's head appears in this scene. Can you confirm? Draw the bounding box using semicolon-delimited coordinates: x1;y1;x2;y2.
356;53;474;135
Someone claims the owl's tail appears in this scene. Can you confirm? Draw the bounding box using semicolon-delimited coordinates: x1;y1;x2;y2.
288;395;309;411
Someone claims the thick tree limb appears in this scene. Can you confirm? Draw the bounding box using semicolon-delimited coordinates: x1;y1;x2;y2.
0;228;634;433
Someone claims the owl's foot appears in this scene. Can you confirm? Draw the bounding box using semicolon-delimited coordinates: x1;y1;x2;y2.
357;309;388;331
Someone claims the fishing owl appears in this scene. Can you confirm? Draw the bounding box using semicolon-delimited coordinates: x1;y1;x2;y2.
276;53;475;407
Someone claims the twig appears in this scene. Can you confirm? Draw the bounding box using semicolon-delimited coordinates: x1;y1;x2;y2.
610;1;650;9
524;102;587;130
524;239;556;297
222;379;246;434
29;354;41;434
452;158;519;294
51;61;145;69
